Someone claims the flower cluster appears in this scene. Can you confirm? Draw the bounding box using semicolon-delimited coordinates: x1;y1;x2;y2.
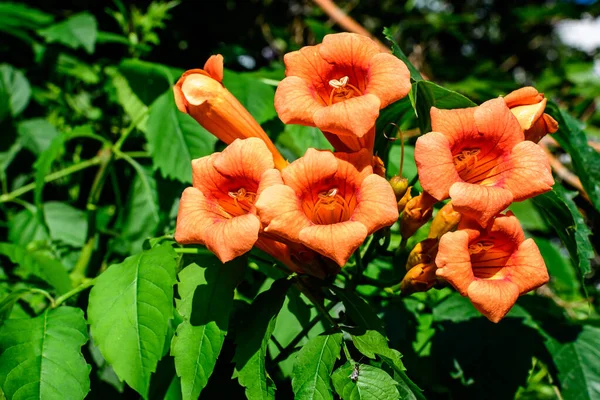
173;32;557;323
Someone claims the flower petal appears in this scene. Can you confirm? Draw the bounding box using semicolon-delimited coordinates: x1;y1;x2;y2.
365;53;411;108
415;132;460;200
275;76;325;125
495;141;553;202
467;280;520;323
435;230;473;295
191;154;227;194
506;238;549;294
255;184;312;242
503;87;544;108
213;138;275;182
320;33;383;70
313;94;381;138
203;213;261;263
489;213;525;246
174;187;222;244
351;174;399;234
258;169;284;195
543;113;559;133
283;45;333;99
430;106;478;148
281;149;338;194
333;148;373;187
204;54;224;83
474;98;524;152
449;182;513;228
510;98;547;131
299;221;368;266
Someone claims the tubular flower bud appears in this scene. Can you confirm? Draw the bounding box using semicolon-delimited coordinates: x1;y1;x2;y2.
400;192;436;239
415;98;553;228
406;238;438;271
174;55;288;170
389;176;409;202
435;213;549;323
274;32;411;153
397;186;413;213
400;263;438;296
428;201;462;239
255;148;399;267
503;87;559;143
175;138;280;263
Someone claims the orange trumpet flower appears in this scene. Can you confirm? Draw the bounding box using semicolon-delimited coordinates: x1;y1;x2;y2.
255;148;399;266
175;138;281;263
415;98;554;227
274;33;411;153
503;87;559;143
435;213;549;323
173;55;287;170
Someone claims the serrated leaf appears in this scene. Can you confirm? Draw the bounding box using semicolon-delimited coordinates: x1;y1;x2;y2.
17;118;59;154
44;201;88;247
171;257;245;400
383;27;423;82
292;333;343;400
0;242;71;294
38;13;97;54
87;243;178;399
531;183;594;279
0;306;90;400
0;63;31;119
332;362;400;400
409;80;476;134
119;59;182;106
106;67;148;131
145;90;217;182
546;101;600;213
223;70;277;124
233;278;291;400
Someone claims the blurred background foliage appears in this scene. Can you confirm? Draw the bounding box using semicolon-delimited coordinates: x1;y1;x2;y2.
0;0;599;399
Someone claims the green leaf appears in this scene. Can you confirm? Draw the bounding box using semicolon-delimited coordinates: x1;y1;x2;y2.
223;70;277;124
87;243;178;399
432;293;480;323
0;289;30;324
546;101;600;213
0;64;31;118
409;80;476;134
38;13;97;54
56;53;100;84
106;67;148;131
331;286;384;334
535;238;581;299
0;242;71;294
146;90;217;182
0;306;90;400
233;278;291;400
44;202;88;247
383;27;423;82
291;333;343;400
7;208;49;247
276;124;333;161
119;59;182;106
332;362;400;400
0;2;53;30
171;257;245;400
508;199;547;232
531;183;594;279
17;118;59;155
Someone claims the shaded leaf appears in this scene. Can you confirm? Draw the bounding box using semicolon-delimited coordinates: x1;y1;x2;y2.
332;362;400;400
383;27;423;82
291;332;343;400
224;70;277;124
87;243;178;399
171;257;245;400
276;125;333;161
17;118;59;154
7;207;48;247
38;13;97;54
0;63;31;118
0;306;90;400
44;201;87;247
0;289;30;325
119;59;182;106
331;286;384;334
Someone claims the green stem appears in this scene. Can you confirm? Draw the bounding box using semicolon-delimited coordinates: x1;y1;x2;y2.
114;111;148;151
348;250;364;290
174;247;202;254
30;288;56;308
0;156;103;203
53;278;97;308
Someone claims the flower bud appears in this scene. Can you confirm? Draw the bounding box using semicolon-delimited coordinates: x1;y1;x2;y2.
400;192;436;239
428;201;462;239
400;263;437;296
373;155;386;177
503;87;559;143
406;238;438;271
389;176;409;202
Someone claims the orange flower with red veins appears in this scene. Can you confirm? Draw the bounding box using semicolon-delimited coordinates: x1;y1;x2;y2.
255;148;399;266
174;55;287;170
274;33;411;152
435;213;549;323
503;87;559;143
415;98;554;228
175;138;281;263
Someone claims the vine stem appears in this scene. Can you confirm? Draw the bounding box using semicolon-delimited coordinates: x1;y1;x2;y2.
53;278;97;308
0;156;103;203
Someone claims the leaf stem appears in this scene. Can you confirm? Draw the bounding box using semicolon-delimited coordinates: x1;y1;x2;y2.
174;247;203;254
53;278;97;308
0;156;103;203
30;288;56;308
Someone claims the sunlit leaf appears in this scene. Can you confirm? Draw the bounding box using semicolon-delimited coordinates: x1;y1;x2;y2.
44;201;88;247
38;12;97;54
17;118;59;155
223;70;277;124
0;63;31;119
332;362;400;400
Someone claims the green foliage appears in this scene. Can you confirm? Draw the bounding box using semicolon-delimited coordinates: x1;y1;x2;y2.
0;306;90;400
87;244;177;399
332;362;401;400
0;64;30;120
38;13;98;54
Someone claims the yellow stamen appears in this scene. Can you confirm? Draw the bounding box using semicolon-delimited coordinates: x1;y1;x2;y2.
312;188;351;224
453;149;480;173
328;76;363;105
468;241;494;255
227;188;257;214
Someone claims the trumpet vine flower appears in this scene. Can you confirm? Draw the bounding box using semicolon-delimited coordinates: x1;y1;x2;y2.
503;87;559;143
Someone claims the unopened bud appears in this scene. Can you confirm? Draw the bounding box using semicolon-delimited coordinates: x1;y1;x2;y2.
373;156;386;177
406;238;438;271
389;176;409;202
400;263;437;296
400;192;436;239
428;201;462;239
397;186;413;213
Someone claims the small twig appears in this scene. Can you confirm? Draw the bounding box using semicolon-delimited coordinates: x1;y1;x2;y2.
53;278;97;308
